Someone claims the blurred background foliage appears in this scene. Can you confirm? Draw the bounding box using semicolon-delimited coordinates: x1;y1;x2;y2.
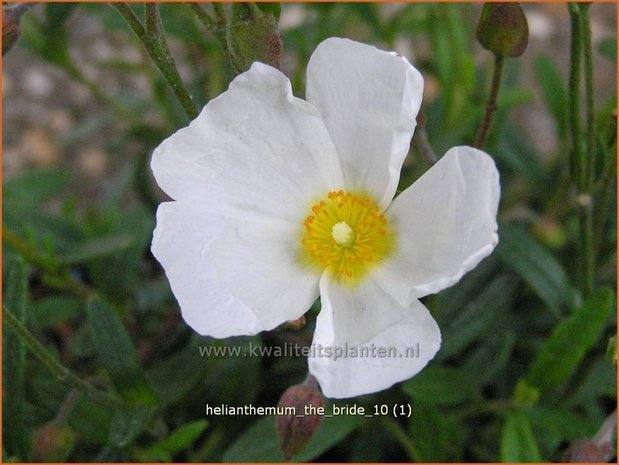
2;2;617;462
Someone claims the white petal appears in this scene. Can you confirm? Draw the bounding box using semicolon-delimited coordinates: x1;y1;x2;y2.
151;202;319;338
152;62;344;223
306;38;424;209
308;274;441;398
375;146;500;305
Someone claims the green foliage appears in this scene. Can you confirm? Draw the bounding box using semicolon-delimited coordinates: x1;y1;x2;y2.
524;287;614;393
86;297;159;405
496;224;575;317
534;55;569;139
2;256;29;459
403;366;481;406
2;2;616;462
500;410;542;462
223;409;363;461
134;420;209;462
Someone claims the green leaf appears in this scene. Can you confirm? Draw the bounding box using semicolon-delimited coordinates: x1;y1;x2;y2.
524;287;614;393
500;410;542;462
2;255;29;459
293;408;364;461
59;234;136;265
31;296;81;328
86;297;159;405
402;365;480;406
3;168;68;204
68;395;113;445
108;404;157;448
528;406;598;445
534;55;568;139
147;338;212;405
223;409;363;461
496;224;574;316
408;400;463;461
440;273;517;359
136;420;208;461
598;37;616;61
86;206;154;301
427;4;475;126
222;416;282;462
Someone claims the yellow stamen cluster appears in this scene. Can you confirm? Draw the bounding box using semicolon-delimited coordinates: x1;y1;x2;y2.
300;190;395;285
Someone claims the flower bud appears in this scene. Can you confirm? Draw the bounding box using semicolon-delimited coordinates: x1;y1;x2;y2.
227;3;282;74
532;217;567;250
563;439;613;462
476;3;529;58
31;422;76;462
281;315;307;331
275;381;325;460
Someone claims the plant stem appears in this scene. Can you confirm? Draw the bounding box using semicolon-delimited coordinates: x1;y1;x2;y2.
568;3;583;182
568;3;594;296
580;3;595;296
111;2;198;120
475;54;504;148
2;225;53;270
186;2;227;49
2;305;118;407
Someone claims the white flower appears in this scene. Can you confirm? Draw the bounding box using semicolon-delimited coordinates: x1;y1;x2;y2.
151;38;500;398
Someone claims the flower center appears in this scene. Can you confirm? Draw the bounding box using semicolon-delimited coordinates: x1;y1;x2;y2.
331;221;353;246
300;190;395;285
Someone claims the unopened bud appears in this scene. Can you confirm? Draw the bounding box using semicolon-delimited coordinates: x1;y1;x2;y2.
281;315;307;331
477;3;529;58
3;8;21;55
532;217;567;250
227;3;282;74
563;439;613;462
2;3;36;55
31;422;76;462
275;380;325;460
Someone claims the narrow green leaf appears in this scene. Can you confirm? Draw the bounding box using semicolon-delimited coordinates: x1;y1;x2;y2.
496;224;574;316
500;410;542;462
59;234;136;265
295;412;363;461
31;296;81;328
534;55;568;139
86;297;158;405
86;206;153;300
2;255;29;459
108;404;157;448
155;419;208;455
222;416;282;461
524;287;614;393
409;400;463;461
3;168;69;204
67;395;113;445
223;409;363;461
402;365;480;405
440;273;517;359
598;37;616;61
136;420;208;461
